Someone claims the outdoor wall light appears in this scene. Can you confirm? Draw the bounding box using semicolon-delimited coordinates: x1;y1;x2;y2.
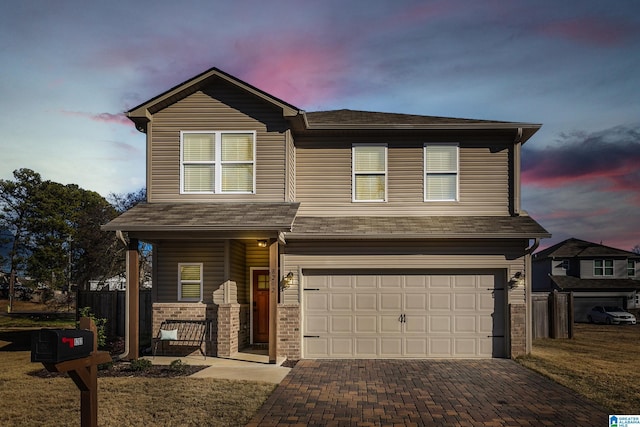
257;240;268;248
281;272;294;289
509;272;525;288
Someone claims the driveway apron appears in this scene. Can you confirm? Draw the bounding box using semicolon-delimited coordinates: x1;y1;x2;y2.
247;359;608;426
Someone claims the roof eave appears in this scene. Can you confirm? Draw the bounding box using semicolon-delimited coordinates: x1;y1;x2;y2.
284;232;551;240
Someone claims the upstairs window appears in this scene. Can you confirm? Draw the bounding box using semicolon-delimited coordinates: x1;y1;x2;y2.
425;144;458;201
178;263;203;302
628;260;636;277
353;144;387;202
594;259;614;276
561;259;570;270
181;131;255;194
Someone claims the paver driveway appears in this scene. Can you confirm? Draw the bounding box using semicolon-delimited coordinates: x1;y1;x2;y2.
247;359;608;426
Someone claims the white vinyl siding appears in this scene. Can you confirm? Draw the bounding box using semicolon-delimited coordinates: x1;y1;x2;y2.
353;144;387;202
178;263;203;301
424;144;459;201
181;131;256;194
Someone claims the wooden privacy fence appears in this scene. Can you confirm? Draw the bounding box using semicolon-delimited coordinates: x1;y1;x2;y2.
532;291;574;339
77;290;152;341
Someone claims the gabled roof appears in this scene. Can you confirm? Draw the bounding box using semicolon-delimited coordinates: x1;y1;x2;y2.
534;238;639;260
550;275;640;291
287;215;550;239
126;67;302;133
126;67;541;141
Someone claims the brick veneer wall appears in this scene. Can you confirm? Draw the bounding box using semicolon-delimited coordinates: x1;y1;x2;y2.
277;304;300;360
217;303;240;357
509;303;526;358
152;302;217;356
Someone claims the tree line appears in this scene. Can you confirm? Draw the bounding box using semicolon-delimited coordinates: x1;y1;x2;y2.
0;168;145;302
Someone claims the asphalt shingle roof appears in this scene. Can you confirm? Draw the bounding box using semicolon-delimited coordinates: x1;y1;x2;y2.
288;215;550;239
304;109;507;126
102;202;300;232
535;238;639;259
550;275;640;290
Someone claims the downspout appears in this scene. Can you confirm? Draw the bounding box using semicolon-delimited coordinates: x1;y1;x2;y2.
114;230;130;361
513;128;523;216
524;238;540;354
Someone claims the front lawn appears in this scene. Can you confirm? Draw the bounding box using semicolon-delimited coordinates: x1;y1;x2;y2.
518;323;640;414
0;333;275;426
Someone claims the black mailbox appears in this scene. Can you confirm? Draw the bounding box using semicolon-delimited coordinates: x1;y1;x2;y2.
31;329;94;363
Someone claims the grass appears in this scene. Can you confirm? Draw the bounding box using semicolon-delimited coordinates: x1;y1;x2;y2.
517;323;640;414
0;331;275;426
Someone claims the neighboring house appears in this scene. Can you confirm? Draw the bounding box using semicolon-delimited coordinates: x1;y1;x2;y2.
88;275;152;291
532;238;640;322
103;67;549;361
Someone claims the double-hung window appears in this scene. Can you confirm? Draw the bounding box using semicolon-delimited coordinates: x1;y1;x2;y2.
352;144;387;202
178;263;203;301
181;131;255;194
628;260;636;277
594;259;614;276
424;144;458;201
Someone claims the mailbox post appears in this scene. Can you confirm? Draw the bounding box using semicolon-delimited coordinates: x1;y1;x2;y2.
32;317;112;427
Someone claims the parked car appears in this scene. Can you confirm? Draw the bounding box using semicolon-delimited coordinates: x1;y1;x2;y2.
587;306;637;325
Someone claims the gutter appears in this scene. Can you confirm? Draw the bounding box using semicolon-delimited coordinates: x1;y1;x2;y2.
525;238;541;354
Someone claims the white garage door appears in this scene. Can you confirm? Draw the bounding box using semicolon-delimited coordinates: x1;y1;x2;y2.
303;271;505;358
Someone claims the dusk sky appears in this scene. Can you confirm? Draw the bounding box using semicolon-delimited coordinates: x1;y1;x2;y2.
1;0;639;251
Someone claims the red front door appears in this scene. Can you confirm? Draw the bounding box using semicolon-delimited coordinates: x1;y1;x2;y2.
253;269;270;343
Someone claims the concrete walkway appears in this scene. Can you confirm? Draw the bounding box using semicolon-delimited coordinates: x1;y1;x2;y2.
146;352;291;384
248;359;609;426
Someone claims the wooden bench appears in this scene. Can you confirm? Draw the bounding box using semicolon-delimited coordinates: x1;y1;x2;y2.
152;319;209;359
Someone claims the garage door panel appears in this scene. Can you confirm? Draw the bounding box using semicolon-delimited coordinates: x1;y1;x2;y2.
454;293;477;310
355;315;377;333
330;316;353;333
430;316;452;333
455;315;478;333
330;293;353;310
303;271;505;358
454;338;477;356
380;315;402;333
404;293;427;310
380;337;402;356
331;338;353;356
405;338;427;356
355;338;378;356
355;293;377;310
305;315;329;335
380;293;402;310
430;293;452;310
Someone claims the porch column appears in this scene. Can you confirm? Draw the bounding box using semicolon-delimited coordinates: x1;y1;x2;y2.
268;240;278;363
126;238;140;360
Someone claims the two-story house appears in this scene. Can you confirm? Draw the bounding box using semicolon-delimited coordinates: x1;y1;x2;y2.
103;67;549;361
532;238;640;322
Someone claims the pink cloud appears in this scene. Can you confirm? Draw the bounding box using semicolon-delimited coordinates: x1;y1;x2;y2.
522;127;640;204
60;110;131;126
538;17;636;46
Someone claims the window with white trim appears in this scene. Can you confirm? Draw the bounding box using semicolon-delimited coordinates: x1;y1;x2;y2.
181;131;255;194
178;263;203;301
594;259;613;276
628;260;636;277
424;144;458;201
352;144;387;202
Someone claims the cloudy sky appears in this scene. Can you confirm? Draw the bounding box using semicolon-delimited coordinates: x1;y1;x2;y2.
1;0;639;251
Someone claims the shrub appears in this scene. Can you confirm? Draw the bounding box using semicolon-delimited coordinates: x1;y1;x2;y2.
169;359;189;374
78;307;107;349
129;358;152;371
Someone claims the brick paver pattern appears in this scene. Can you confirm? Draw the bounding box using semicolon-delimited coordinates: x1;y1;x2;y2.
247;359;608;426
